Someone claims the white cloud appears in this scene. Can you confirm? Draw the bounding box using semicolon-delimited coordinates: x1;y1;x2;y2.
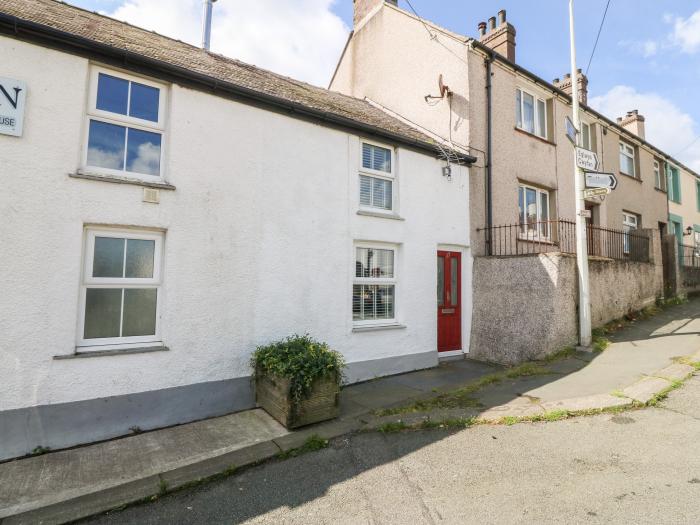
619;39;658;58
106;0;349;86
670;10;700;53
590;86;700;171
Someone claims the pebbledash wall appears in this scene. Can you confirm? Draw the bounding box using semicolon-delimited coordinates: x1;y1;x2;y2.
0;36;472;460
470;229;663;364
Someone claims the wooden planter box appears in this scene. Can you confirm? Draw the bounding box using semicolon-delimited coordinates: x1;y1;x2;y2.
255;370;340;429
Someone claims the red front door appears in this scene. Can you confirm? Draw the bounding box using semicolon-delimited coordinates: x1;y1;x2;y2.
437;251;461;352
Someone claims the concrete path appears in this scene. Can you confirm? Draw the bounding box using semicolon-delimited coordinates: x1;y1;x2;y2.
2;298;699;524
87;375;700;525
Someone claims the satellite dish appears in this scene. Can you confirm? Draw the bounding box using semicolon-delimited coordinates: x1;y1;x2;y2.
438;74;451;98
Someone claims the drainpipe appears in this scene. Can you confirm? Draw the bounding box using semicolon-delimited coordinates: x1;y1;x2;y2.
485;51;494;255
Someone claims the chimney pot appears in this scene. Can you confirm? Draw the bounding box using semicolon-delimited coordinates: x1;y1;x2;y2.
498;9;506;25
201;0;216;51
564;73;571;79
488;16;496;31
478;22;487;37
553;77;560;84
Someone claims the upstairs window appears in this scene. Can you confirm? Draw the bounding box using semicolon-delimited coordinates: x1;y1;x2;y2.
668;165;681;204
619;142;636;177
654;160;664;190
359;142;394;211
516;88;547;139
581;122;592;150
85;68;166;178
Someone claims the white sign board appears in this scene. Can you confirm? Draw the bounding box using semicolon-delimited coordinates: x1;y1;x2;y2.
579;209;592;219
585;172;618;190
575;147;598;171
583;187;611;199
0;77;27;137
565;116;577;145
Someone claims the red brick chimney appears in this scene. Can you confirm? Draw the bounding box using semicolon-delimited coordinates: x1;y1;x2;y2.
553;69;589;105
353;0;397;27
617;110;646;140
478;9;516;62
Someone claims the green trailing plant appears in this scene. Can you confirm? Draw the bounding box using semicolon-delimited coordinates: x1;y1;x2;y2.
251;334;345;403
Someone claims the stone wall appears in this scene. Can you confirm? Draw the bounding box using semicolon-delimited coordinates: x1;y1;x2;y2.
471;229;663;365
663;234;700;296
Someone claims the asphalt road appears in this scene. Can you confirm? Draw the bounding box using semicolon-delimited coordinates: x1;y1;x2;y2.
87;375;700;524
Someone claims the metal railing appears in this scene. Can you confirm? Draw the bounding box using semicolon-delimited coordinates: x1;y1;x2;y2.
679;244;700;267
480;219;650;262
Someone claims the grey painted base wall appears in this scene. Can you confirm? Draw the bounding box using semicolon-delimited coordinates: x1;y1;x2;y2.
0;351;437;461
471;237;663;365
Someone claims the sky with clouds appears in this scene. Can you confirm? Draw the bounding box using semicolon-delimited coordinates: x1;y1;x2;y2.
64;0;700;170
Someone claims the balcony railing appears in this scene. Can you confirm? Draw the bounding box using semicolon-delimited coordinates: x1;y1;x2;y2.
479;219;650;262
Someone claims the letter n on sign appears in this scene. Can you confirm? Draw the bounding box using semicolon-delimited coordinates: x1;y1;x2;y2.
0;77;27;137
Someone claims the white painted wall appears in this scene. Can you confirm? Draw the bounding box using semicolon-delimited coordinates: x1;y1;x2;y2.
0;36;472;413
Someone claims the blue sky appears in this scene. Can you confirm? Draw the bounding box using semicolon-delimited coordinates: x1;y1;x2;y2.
65;0;700;168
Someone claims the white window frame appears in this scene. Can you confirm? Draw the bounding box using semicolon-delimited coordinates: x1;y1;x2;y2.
518;183;551;239
352;242;398;327
622;212;638;254
359;139;396;213
516;87;547;139
653;160;662;189
581;121;592;151
83;66;167;181
619;142;636;177
77;227;164;350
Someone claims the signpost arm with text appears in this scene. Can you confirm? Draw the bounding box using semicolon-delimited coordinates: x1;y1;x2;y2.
569;0;592;348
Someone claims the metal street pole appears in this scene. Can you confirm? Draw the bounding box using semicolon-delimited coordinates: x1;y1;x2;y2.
569;0;592;347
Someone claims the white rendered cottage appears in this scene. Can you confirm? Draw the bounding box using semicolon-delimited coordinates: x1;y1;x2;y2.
0;0;475;459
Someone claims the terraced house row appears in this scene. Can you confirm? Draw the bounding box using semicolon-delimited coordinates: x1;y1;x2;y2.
0;0;698;459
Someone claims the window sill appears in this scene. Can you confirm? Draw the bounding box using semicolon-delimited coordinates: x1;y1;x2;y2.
619;172;642;183
356;210;405;221
514;127;556;147
352;323;407;333
54;344;169;360
69;171;176;190
654;187;667;194
517;234;556;246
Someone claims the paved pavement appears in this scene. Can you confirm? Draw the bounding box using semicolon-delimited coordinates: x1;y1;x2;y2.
86;374;700;525
3;298;700;524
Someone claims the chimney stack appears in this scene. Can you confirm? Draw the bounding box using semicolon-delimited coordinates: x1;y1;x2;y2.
201;0;217;51
617;110;646;139
553;69;588;105
353;0;397;28
478;9;516;62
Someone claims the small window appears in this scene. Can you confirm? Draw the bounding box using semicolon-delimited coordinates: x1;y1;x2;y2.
581;122;591;151
516;88;547;139
359;142;394;211
353;246;396;323
668;165;681;203
85;68;166;179
79;228;163;348
619;142;636;177
518;184;550;237
622;213;638;254
654;160;663;190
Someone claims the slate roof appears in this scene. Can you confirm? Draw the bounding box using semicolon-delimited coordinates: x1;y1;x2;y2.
0;0;475;162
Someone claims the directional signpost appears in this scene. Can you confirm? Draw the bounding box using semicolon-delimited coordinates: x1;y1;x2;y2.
585;172;617;190
583;187;611;199
575;147;599;172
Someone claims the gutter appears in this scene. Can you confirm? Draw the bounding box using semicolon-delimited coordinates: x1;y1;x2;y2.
485;51;494;255
469;39;697;177
0;13;476;165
